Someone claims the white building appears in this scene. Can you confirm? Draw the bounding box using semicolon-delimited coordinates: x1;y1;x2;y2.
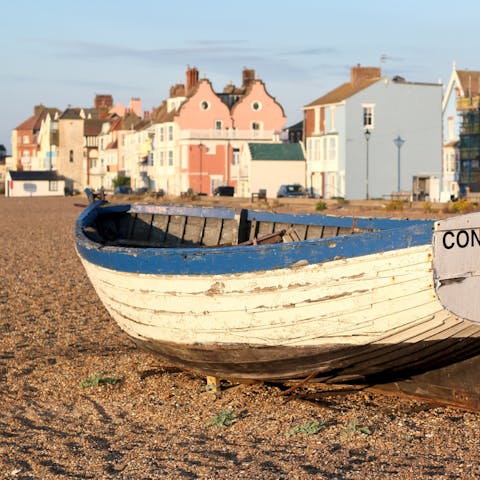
5;170;65;197
304;65;443;200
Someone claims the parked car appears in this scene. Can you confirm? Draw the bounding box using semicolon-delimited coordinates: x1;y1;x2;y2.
114;185;132;195
276;184;307;198
213;186;234;197
133;187;149;195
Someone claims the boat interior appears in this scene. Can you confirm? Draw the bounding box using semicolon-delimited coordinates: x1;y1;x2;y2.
82;203;371;248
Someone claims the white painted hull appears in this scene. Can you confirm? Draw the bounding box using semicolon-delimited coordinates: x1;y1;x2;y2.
79;244;480;381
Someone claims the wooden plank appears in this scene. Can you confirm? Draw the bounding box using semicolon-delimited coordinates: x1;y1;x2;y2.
373;353;480;411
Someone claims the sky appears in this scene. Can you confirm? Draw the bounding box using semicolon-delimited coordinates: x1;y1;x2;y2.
1;0;479;152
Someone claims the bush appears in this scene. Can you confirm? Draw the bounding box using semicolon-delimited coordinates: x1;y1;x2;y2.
315;200;327;211
385;200;406;211
442;199;477;214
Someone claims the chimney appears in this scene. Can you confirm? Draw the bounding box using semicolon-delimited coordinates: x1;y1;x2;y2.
129;97;142;117
94;94;113;109
242;68;255;87
350;64;381;85
34;104;45;116
186;66;199;94
94;94;114;119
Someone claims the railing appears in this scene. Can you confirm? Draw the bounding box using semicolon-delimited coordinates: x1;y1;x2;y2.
460;125;480;134
457;96;480;110
179;129;278;141
459;147;480;159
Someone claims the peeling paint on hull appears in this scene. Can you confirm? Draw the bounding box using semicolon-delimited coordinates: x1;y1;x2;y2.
78;245;480;382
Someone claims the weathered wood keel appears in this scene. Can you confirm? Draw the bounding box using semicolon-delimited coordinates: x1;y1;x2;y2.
373;353;480;411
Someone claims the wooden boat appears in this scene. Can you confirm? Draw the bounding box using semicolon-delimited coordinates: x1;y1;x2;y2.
74;192;480;386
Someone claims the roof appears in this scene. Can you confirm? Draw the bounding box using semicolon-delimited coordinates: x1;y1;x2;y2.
151;101;177;123
9;170;63;181
60;108;82;120
15;107;60;131
84;119;103;136
305;77;380;108
15;114;38;131
285;120;303;131
456;70;480;97
248;143;305;161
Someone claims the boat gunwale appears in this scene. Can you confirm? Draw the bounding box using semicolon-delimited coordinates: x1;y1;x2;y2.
75;200;435;275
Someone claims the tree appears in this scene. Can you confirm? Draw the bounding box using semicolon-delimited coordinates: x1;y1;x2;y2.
112;174;131;189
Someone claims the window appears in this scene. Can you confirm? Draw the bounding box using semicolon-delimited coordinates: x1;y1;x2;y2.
327;137;337;162
23;135;29;144
330;106;336;131
363;105;374;128
232;148;240;166
49;180;58;191
69;150;74;163
160;127;164;142
200;100;210;110
215;120;222;130
251;101;262;111
168;126;173;141
168;151;173;166
252;122;260;130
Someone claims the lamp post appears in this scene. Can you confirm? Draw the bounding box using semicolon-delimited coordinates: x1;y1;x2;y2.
393;135;405;194
364;129;371;200
199;142;203;194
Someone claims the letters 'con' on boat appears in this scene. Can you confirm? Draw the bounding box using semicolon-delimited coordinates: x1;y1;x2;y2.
74;192;480;407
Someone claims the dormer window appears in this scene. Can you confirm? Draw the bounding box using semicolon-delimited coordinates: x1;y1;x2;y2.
200;100;210;111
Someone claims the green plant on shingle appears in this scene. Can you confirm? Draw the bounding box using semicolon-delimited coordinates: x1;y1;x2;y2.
206;409;237;429
80;372;119;388
385;200;405;211
286;419;326;437
340;418;371;441
315;200;327;211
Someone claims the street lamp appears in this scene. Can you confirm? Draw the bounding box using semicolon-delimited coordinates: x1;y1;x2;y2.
199;142;203;194
364;129;371;200
393;135;405;194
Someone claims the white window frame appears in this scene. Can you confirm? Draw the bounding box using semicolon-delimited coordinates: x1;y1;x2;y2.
232;148;240;166
362;104;375;129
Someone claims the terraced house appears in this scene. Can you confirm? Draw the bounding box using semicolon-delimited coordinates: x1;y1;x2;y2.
147;66;286;196
9;69;287;197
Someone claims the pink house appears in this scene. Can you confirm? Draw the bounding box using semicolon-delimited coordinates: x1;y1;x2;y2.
150;67;286;196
